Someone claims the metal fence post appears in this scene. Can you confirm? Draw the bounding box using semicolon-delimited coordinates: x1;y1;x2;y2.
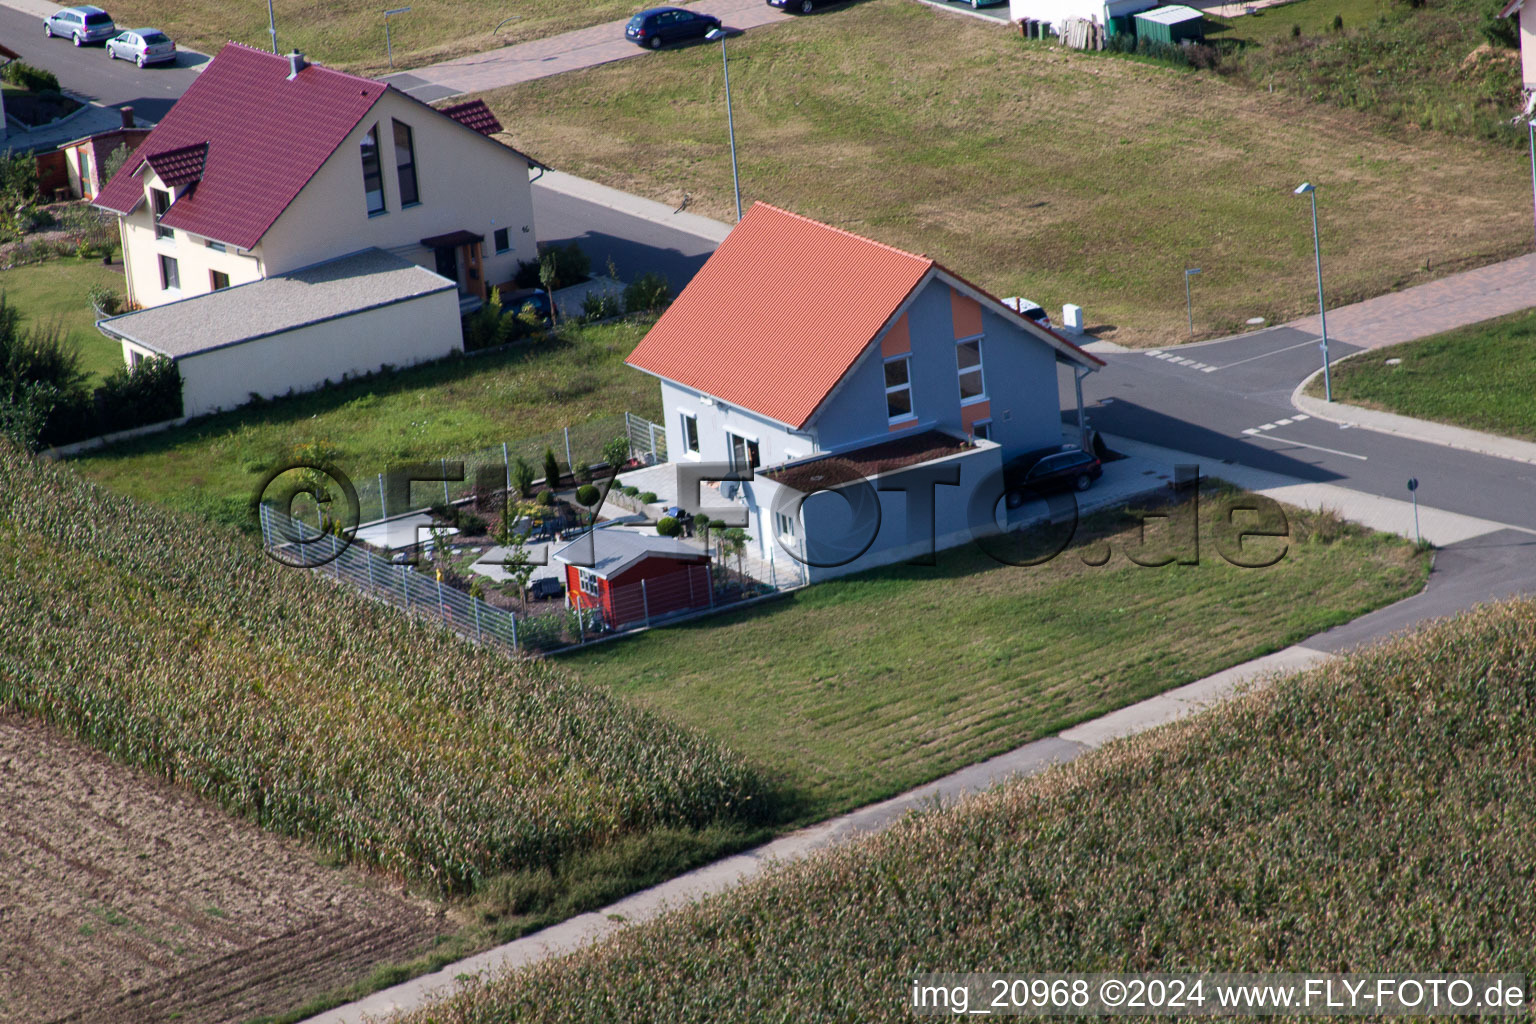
510;610;518;651
503;442;511;495
378;472;386;520
473;597;482;640
642;579;650;627
400;565;410;609
441;458;450;504
564;426;573;476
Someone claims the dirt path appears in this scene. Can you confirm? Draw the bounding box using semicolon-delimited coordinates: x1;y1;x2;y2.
0;711;451;1024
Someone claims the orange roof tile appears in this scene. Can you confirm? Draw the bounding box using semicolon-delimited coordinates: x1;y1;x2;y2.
626;203;935;429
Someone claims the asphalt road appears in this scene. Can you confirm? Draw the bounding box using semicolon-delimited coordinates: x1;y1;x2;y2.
1066;326;1536;534
0;5;208;122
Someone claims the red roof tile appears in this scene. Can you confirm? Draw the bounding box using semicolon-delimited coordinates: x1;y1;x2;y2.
626;203;1100;429
439;99;502;137
93;43;387;249
143;142;208;188
627;204;935;429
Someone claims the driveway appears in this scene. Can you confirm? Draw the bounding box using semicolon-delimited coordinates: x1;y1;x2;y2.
380;0;793;101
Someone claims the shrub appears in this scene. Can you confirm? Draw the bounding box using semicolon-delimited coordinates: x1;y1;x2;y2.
575;484;601;507
543;447;562;489
1482;8;1518;47
458;511;489;536
656;516;682;537
637;491;658;504
87;355;182;437
540;241;592;290
86;283;122;317
603;436;631;471
511;456;536;498
574;462;593;484
102;142;132;185
428;501;453;523
580;290;623;322
1331;13;1343;30
622;485;640;497
1291;22;1302;36
0;61;60;93
537;488;555;506
623;272;671;314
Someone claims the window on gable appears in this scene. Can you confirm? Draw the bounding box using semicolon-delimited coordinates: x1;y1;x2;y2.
885;355;914;422
957;338;986;403
971;419;992;441
158;254;179;291
494;227;510;254
728;432;760;471
681;412;700;454
392;120;419;207
360;124;386;216
210;270;230;291
577;568;600;597
151;187;173;239
206;239;226;252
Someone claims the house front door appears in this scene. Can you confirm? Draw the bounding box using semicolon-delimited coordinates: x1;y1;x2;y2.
434;246;460;288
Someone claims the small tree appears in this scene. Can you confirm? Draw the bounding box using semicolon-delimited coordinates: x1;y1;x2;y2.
102;142;132;185
542;447;561;491
538;255;560;328
722;527;751;581
656;515;682;538
499;528;537;610
623;272;670;315
602;435;631;472
575;483;601;508
511;456;536;498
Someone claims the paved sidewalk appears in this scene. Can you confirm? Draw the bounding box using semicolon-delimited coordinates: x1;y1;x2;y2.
380;0;790;101
301;437;1512;1024
1286;252;1536;349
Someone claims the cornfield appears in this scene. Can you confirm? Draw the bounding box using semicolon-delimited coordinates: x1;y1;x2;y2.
394;598;1536;1020
0;444;773;892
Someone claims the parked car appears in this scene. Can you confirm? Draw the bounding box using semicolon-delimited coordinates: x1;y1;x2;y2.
499;286;551;321
767;0;837;14
43;5;116;45
1004;296;1052;328
1003;445;1101;507
625;7;723;48
106;27;176;66
529;576;566;600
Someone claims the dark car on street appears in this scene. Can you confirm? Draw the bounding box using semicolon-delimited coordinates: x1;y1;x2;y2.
625;7;722;48
767;0;837;14
1003;445;1102;507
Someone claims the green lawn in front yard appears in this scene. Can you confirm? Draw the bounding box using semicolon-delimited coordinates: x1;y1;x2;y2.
1306;307;1536;440
0;257;127;382
67;319;663;531
483;0;1530;349
558;493;1428;821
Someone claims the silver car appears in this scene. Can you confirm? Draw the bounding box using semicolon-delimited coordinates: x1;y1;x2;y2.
106;28;176;66
43;5;117;45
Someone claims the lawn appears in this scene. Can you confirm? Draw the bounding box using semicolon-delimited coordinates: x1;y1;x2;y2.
0;256;127;381
482;0;1531;348
401;594;1536;1024
1305;307;1536;440
559;491;1428;820
101;0;648;73
67;319;663;531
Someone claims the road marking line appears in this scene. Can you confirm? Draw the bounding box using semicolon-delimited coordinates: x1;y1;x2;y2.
1146;349;1163;356
1275;418;1293;426
1201;366;1218;373
1292;414;1310;421
1242;428;1261;435
1214;336;1325;369
1259;423;1276;430
1251;434;1369;461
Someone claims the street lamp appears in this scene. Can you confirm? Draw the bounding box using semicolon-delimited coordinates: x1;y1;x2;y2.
267;0;278;53
384;7;412;69
705;27;742;222
1294;181;1331;402
1527;120;1536;249
1184;267;1201;337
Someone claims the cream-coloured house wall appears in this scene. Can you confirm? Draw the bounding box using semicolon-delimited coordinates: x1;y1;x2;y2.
259;90;537;286
119;171;265;309
1522;4;1536;88
168;288;460;415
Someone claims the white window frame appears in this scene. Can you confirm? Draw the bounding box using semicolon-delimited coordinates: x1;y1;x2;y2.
727;431;760;471
680;411;700;456
158;253;179;293
956;335;987;405
884;354;915;424
150;187;174;240
774;510;798;542
577;568;600;597
971;418;992;441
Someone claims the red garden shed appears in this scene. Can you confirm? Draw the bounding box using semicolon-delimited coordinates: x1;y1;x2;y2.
552;529;713;628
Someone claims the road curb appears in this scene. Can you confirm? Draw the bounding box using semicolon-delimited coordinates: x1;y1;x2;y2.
1290;364;1536;468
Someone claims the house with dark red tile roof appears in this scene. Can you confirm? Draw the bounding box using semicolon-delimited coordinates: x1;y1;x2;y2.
89;43;542;416
625;202;1103;581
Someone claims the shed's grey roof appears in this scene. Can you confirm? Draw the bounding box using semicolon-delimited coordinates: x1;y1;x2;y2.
551;528;708;579
99;248;455;358
1134;5;1203;23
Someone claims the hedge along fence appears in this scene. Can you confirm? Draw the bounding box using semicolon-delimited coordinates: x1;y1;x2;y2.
0;444;775;893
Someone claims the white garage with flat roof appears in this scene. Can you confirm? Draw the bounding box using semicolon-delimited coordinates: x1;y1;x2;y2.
97;248;461;416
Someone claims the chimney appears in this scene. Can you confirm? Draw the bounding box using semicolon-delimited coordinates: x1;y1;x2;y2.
286;51;306;79
119;105;134;129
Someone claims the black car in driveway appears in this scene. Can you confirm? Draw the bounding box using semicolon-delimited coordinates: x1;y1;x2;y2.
1003;445;1102;507
767;0;835;13
625;7;722;47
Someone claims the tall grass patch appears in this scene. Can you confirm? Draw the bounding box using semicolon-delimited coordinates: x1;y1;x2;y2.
396;597;1536;1022
0;445;772;893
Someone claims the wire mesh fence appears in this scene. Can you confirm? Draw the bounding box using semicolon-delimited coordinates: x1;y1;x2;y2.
349;412;666;525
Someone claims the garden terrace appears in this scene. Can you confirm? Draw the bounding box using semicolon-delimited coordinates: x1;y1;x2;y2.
764;429;971;492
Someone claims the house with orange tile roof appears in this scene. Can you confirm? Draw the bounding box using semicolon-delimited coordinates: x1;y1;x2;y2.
626;203;1104;580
